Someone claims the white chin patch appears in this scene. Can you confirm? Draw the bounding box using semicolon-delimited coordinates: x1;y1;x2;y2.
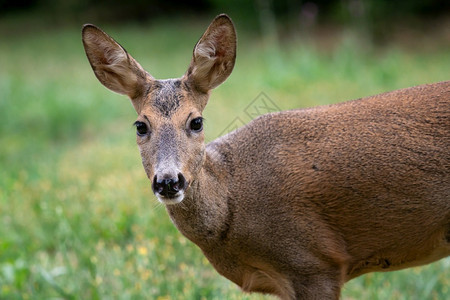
156;192;185;205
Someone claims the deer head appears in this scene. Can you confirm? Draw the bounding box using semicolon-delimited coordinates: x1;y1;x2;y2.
82;15;236;204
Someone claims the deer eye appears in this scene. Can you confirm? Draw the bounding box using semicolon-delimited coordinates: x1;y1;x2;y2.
134;121;149;136
190;117;203;132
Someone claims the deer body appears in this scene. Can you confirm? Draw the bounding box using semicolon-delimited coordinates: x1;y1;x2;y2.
168;82;450;298
82;14;450;299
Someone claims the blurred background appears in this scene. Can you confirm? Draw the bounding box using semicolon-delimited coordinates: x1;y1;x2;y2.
1;0;449;299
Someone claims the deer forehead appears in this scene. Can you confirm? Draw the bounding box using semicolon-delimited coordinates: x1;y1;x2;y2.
142;78;194;118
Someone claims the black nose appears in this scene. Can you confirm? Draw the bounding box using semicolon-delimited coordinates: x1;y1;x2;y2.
152;173;186;198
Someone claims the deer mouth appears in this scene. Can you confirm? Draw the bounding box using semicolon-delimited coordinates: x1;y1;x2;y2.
155;192;185;205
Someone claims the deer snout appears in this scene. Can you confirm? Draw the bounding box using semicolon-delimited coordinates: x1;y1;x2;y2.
152;173;186;204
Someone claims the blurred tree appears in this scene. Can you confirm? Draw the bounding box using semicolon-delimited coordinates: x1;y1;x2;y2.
0;0;448;42
0;0;210;23
0;0;38;12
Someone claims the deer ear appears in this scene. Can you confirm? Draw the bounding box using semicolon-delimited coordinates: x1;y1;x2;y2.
82;24;149;99
186;14;236;93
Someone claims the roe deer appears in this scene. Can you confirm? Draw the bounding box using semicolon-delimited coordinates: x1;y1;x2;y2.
82;14;450;299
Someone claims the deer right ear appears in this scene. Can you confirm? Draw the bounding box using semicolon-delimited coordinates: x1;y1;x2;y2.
186;14;237;93
82;24;149;99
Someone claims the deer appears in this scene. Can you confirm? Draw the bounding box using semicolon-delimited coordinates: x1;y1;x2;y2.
82;14;450;300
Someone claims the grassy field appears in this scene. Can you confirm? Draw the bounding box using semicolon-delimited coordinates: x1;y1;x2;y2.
0;15;449;299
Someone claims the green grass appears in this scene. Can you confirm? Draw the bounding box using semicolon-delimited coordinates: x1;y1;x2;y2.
0;16;449;299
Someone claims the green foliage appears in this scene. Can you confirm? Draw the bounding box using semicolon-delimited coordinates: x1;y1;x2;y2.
0;16;449;299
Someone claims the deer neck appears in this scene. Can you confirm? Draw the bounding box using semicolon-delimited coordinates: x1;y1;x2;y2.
165;145;232;248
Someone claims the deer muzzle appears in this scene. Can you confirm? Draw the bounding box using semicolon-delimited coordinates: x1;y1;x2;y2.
152;173;187;204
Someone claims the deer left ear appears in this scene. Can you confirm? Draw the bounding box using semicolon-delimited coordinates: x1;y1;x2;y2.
82;24;150;99
186;14;237;93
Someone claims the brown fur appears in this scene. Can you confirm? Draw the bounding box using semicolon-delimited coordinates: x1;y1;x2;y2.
83;14;450;299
